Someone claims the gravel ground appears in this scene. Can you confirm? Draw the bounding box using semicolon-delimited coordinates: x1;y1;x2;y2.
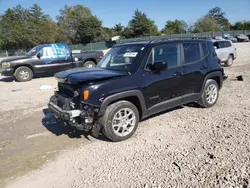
3;43;250;188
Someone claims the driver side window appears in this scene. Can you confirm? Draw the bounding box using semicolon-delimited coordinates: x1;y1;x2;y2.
146;43;179;69
40;46;56;59
38;46;57;64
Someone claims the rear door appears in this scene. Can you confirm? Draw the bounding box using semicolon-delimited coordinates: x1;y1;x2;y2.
214;41;228;61
182;42;208;103
225;41;236;58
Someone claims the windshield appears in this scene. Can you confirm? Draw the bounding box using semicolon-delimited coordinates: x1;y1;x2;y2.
224;34;232;38
26;46;42;56
96;44;145;72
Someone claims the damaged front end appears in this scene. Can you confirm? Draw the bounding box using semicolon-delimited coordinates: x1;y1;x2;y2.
48;83;101;136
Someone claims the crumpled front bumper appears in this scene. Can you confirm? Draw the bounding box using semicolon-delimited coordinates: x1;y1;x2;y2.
48;101;81;121
48;94;100;131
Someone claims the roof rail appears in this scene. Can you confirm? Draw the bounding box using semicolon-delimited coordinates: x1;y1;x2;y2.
150;36;212;43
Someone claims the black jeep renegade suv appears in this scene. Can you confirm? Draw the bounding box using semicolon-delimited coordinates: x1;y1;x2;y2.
48;39;227;142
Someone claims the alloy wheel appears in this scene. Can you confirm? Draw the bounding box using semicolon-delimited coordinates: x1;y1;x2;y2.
112;108;136;137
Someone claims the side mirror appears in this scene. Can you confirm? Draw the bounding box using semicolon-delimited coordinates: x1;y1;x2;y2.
37;52;41;59
150;61;168;72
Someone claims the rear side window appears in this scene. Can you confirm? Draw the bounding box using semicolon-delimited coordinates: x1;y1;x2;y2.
226;41;232;47
183;43;201;64
214;41;231;49
201;42;209;57
219;41;230;48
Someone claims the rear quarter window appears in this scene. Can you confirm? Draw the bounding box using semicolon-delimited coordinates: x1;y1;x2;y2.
201;42;209;57
183;42;201;64
226;41;232;47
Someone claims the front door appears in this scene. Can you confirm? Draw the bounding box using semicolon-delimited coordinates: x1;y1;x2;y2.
142;43;184;115
34;45;60;74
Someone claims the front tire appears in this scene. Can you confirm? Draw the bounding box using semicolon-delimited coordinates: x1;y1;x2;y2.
101;101;139;142
198;79;219;108
83;61;96;68
14;66;33;82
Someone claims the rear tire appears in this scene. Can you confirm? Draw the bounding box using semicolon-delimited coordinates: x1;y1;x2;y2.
225;55;233;67
83;61;96;68
100;101;139;142
198;79;219;108
14;66;33;82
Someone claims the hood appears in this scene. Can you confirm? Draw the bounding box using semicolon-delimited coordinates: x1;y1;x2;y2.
0;56;29;63
55;68;128;84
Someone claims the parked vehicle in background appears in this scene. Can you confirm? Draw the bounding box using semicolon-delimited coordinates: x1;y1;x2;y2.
213;39;236;67
48;39;227;142
235;34;249;42
0;43;104;82
223;34;237;43
213;36;225;40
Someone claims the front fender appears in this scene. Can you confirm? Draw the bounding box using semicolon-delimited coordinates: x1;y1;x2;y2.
98;90;147;118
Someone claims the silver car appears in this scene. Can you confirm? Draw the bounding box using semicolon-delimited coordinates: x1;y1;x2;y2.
213;39;236;67
235;34;249;42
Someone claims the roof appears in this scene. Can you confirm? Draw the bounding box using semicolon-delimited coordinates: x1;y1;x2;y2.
115;38;211;47
115;40;150;46
211;39;231;42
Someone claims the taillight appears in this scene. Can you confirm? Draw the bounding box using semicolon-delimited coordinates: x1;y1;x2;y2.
99;51;104;59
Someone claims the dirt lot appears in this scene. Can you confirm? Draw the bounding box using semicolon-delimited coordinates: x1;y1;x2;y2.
1;43;250;188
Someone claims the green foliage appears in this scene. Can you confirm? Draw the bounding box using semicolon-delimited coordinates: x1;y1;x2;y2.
231;21;250;30
0;4;249;50
0;4;57;49
101;27;115;41
162;19;188;34
57;5;103;44
208;7;230;31
194;15;221;32
121;27;134;38
77;15;103;43
123;9;159;38
113;23;124;36
28;4;57;45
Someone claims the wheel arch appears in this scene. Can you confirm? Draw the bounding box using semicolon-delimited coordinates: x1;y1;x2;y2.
99;90;147;120
229;53;234;59
14;64;34;74
201;71;223;92
84;58;97;64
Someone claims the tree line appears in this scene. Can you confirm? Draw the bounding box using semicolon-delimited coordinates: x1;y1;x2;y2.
0;4;249;50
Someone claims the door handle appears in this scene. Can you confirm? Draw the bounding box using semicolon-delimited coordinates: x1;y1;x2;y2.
200;65;208;70
173;71;183;78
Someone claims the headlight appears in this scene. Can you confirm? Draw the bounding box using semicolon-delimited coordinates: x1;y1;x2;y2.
2;62;10;68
